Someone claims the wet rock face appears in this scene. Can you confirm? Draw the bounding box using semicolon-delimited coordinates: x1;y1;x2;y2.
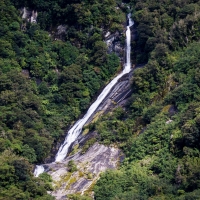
105;31;125;61
45;143;121;199
44;69;134;199
85;70;133;125
45;67;141;199
54;25;67;40
21;7;38;23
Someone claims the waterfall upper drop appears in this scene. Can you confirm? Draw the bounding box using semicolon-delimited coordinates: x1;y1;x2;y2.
126;13;134;67
34;14;134;176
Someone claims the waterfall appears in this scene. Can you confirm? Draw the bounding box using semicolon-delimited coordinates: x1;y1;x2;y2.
34;165;44;177
34;14;134;176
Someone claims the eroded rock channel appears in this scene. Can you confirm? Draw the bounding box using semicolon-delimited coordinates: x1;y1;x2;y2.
43;65;134;199
36;13;137;199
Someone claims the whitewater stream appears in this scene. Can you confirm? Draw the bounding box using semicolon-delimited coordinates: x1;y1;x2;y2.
34;14;134;177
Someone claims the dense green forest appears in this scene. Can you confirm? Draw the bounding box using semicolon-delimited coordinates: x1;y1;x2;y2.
93;0;200;199
0;0;125;198
0;0;200;199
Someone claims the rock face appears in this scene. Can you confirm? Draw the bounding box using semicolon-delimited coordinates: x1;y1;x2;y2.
105;31;125;62
44;68;136;199
85;69;134;125
54;25;67;40
21;7;38;23
44;143;121;199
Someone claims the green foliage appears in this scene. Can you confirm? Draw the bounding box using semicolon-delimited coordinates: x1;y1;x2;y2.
142;104;162;123
39;173;54;191
93;3;200;197
94;162;175;200
0;0;123;164
21;144;37;163
0;0;125;198
131;0;200;63
81;137;97;154
1;0;200;199
95;107;133;145
67;160;78;173
0;150;54;199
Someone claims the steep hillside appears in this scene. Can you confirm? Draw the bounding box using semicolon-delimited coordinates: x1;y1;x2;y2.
93;0;200;199
0;0;126;198
0;0;200;199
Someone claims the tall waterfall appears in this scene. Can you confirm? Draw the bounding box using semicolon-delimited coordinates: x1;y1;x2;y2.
34;14;134;177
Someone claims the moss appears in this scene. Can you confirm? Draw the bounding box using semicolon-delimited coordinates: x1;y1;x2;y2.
69;144;80;156
84;179;97;196
65;176;77;190
53;180;62;190
79;170;85;177
86;172;93;180
81;138;97;154
82;128;90;136
62;172;72;182
111;100;117;105
84;111;104;126
54;172;78;191
162;105;171;113
54;172;72;190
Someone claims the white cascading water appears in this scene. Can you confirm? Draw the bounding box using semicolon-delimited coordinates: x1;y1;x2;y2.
34;14;134;177
34;165;45;177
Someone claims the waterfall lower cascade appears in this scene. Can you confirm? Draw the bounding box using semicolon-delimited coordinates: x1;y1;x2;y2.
34;14;134;177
